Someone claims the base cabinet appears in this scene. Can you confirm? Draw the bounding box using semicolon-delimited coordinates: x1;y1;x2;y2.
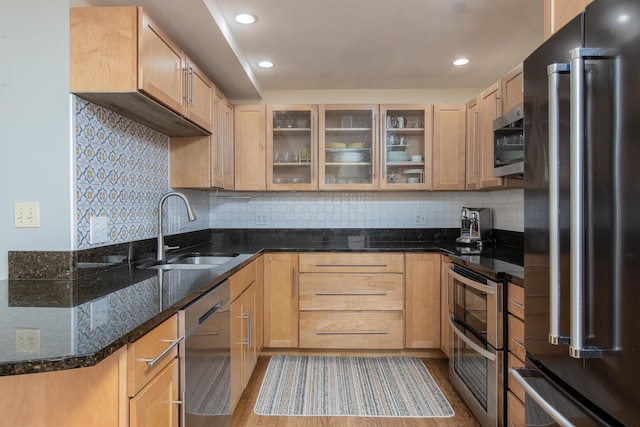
506;282;526;425
440;255;451;357
263;253;299;348
130;359;180;427
405;253;441;348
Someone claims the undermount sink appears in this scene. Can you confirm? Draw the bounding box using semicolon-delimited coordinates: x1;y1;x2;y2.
141;253;239;270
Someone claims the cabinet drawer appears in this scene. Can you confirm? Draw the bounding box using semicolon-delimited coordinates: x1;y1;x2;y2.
128;315;179;397
506;390;525;427
508;282;524;319
299;273;403;310
299;253;404;273
507;352;526;403
300;311;404;349
508;314;526;362
230;260;256;302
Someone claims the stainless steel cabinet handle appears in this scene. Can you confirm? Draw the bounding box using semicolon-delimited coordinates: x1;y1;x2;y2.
315;291;386;296
315;263;387;268
448;266;496;295
247;308;252;349
137;336;184;368
509;300;525;310
509;368;574;427
511;338;525;350
191;331;220;337
449;317;495;361
189;66;194;106
547;62;571;346
317;331;387;335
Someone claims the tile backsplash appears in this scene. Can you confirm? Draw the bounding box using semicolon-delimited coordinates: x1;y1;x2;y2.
74;97;523;251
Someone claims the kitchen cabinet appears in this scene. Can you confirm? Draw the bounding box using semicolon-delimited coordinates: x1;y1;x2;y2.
440;255;451;357
230;258;262;410
266;105;318;190
129;359;180;427
405;253;441;349
465;96;481;190
501;63;524;113
263;253;299;348
379;105;433;190
234;104;267;190
506;282;526;426
544;0;593;40
432;104;466;190
70;6;212;136
319;104;379;190
224;98;235;190
298;253;404;349
478;80;504;189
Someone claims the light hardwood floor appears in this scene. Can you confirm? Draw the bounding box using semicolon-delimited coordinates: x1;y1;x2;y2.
231;355;482;427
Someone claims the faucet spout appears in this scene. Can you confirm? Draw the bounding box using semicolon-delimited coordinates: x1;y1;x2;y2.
157;191;197;262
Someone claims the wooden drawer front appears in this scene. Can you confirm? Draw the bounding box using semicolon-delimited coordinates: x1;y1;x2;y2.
508;314;526;362
299;253;404;273
507;352;526;403
230;260;256;302
128;315;179;397
299;311;404;349
508;282;524;319
507;390;525;427
299;273;403;311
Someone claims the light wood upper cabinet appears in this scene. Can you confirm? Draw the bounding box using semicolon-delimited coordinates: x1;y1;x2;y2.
70;6;213;136
432;104;466;190
544;0;593;40
234;104;267;191
479;80;504;189
501;63;524;113
465;96;480;190
405;253;441;349
263;253;299;348
224;98;235;190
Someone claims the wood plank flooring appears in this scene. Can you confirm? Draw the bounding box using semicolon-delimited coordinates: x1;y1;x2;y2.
232;355;481;427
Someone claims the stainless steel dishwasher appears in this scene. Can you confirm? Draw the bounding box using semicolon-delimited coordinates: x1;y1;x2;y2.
179;279;231;427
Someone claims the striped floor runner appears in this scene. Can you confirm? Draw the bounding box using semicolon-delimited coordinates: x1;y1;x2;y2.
254;355;455;418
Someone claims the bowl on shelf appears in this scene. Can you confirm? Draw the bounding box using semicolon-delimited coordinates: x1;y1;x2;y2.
332;151;364;162
387;151;409;162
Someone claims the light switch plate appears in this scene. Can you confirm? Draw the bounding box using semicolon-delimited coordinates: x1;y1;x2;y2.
90;216;109;244
14;202;40;228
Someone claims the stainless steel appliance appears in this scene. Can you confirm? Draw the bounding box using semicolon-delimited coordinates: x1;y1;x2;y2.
456;207;492;245
179;280;231;427
513;1;640;425
493;104;524;177
448;260;505;427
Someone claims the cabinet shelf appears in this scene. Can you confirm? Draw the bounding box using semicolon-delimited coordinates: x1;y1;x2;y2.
274;127;311;132
273;162;312;166
386;128;425;132
387;161;425;166
325;162;371;166
325;128;371;132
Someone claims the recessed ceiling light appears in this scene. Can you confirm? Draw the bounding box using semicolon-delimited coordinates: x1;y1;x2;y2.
618;14;630;23
235;13;257;24
453;58;470;66
258;60;274;68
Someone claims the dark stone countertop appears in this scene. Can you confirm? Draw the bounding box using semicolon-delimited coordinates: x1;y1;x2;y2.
1;228;523;376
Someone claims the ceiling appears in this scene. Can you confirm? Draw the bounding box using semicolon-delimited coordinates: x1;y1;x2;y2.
92;0;544;101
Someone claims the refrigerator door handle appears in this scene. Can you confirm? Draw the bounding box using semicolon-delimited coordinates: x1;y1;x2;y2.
568;47;619;359
547;62;571;346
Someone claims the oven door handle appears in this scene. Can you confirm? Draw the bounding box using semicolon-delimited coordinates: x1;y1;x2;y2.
448;267;495;295
449;316;495;362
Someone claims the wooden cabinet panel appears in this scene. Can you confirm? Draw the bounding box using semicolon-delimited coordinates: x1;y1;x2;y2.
234;104;266;190
544;0;593;40
299;311;404;349
508;314;526;362
433;104;466;190
230;282;257;410
440;255;451;356
507;390;526;427
299;252;404;273
224;99;235;190
184;60;214;132
501;63;524;113
169;135;212;188
465;96;480;190
129;359;179;427
263;253;299;347
405;253;441;349
507;352;526;403
230;258;256;301
299;273;404;311
508;282;525;319
479;80;503;189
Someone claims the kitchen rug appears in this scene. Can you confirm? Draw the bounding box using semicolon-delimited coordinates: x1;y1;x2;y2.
254;355;455;418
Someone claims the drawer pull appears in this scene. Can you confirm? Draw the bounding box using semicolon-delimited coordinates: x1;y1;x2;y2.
510;301;525;310
315;291;387;296
317;331;388;335
191;331;220;337
137;336;184;368
315;264;388;268
511;338;526;350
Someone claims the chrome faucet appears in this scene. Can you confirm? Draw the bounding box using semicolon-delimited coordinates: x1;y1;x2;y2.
157;191;197;262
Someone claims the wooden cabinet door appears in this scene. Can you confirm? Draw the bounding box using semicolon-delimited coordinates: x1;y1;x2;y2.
263;253;299;348
254;255;264;353
234;104;265;190
544;0;593;40
212;92;225;188
169;135;212;188
432;104;466;190
479;80;504;189
138;12;185;115
405;253;441;349
130;359;179;427
224;100;235;190
230;294;244;410
184;59;214;132
501;63;524;113
440;255;451;356
465;96;480;190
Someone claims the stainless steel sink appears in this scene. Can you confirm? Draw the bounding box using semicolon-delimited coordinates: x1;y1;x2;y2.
140;253;239;270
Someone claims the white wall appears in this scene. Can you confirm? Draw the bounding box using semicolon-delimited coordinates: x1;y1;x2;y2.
0;0;73;280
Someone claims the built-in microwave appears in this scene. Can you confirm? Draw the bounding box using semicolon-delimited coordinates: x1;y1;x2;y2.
493;104;524;178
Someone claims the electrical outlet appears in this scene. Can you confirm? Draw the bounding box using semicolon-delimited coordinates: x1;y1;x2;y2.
15;328;40;354
90;216;109;244
14;202;40;228
256;213;269;226
414;214;427;225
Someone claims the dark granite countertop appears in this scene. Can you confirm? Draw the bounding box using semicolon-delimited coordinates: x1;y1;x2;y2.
2;228;523;376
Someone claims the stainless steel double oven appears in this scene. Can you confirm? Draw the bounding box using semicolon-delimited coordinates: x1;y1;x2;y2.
448;258;504;427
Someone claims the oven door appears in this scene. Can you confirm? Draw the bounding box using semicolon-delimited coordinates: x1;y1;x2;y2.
449;317;503;427
448;265;503;349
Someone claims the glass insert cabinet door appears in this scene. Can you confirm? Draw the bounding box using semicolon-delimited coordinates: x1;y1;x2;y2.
266;105;318;190
380;105;432;190
319;104;379;190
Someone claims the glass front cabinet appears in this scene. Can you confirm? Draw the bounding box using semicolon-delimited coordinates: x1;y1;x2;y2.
380;104;432;190
266;105;318;190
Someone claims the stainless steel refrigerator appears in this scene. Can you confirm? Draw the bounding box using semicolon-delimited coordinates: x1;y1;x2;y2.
513;0;640;425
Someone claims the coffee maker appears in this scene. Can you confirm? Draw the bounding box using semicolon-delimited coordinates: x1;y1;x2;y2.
456;207;491;246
